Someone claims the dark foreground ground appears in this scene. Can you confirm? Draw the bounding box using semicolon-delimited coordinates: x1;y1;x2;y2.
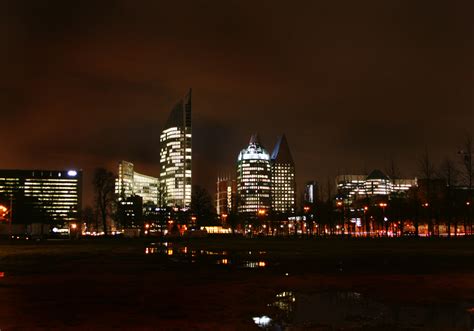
0;237;473;330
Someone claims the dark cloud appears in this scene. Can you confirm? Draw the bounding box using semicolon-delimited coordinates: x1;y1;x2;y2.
0;0;473;205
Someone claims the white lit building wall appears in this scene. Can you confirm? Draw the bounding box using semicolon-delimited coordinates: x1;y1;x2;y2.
336;174;417;204
271;163;296;213
116;161;134;199
216;177;236;215
116;161;159;205
160;127;192;209
133;172;159;204
392;178;418;194
364;178;392;196
237;143;272;214
336;175;367;203
0;169;82;222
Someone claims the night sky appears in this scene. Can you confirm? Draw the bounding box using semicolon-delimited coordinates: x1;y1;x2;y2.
1;0;473;206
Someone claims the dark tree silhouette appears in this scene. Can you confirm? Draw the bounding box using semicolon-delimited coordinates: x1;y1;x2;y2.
418;149;436;235
81;206;96;233
93;168;116;235
459;135;473;234
191;185;216;227
438;157;459;237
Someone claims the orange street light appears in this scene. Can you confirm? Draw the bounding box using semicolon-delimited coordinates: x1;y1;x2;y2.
336;201;343;207
379;202;388;208
257;209;266;216
303;206;310;213
363;206;368;211
70;223;77;230
422;202;429;208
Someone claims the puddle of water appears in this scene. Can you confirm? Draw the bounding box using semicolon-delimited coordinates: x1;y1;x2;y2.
255;290;474;330
243;261;267;269
145;242;269;268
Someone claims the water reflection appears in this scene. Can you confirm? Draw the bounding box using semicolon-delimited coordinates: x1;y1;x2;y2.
271;291;296;315
252;315;272;328
255;290;474;330
145;242;268;268
243;261;267;269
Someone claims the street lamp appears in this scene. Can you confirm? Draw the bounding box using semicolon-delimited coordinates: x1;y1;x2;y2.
336;200;345;237
303;206;311;235
363;206;369;237
257;209;267;235
379;202;388;236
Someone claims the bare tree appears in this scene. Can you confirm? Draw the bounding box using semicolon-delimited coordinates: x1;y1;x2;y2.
81;206;96;233
191;185;216;227
419;149;436;181
385;158;401;180
438;158;459;237
418;149;436;235
458;135;473;235
459;135;473;189
93;168;116;236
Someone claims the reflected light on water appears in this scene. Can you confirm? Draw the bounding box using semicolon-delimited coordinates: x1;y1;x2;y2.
253;316;272;328
217;258;229;265
244;261;267;268
145;244;269;270
145;247;158;255
273;291;296;314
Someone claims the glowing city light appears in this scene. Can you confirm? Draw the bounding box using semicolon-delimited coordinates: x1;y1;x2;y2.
67;170;77;177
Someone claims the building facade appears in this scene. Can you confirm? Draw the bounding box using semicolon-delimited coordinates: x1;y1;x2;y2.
115;160;159;205
216;176;237;216
304;181;319;205
270;135;296;214
336;169;417;204
237;134;272;214
0;169;82;223
160;89;192;209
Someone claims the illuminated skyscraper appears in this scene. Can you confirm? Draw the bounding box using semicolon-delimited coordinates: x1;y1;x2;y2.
237;134;271;214
160;89;192;209
115;161;159;205
270;134;296;214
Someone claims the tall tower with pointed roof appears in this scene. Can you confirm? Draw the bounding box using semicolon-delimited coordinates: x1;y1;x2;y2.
159;89;192;209
271;134;296;214
236;134;272;214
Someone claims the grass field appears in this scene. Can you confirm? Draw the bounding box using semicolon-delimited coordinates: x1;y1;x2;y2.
0;237;473;330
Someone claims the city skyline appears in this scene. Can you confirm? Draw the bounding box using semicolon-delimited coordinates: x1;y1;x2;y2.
1;1;473;206
1;3;473;330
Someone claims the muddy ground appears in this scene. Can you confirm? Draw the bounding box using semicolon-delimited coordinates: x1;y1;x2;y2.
0;237;473;330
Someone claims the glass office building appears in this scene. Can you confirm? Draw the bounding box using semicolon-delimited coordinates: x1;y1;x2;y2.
270;135;296;214
159;89;192;209
0;169;82;223
216;176;237;215
115;160;159;205
336;170;417;204
237;134;272;214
